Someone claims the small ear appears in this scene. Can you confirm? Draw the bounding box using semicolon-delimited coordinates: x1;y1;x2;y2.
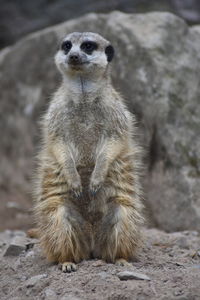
105;45;114;62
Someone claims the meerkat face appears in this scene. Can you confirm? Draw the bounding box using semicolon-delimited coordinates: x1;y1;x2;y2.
55;32;114;77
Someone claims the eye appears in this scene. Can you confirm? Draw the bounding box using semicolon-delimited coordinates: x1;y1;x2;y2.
81;41;98;54
84;42;94;50
61;40;72;54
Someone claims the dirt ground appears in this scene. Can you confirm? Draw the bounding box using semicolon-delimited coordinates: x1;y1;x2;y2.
0;228;200;300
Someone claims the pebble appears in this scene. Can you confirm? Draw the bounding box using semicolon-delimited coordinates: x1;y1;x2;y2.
173;289;184;296
25;274;48;288
20;275;28;282
3;235;37;256
26;250;35;258
97;271;109;279
44;288;57;299
117;271;151;281
60;294;81;300
92;260;105;267
175;262;185;267
3;242;25;256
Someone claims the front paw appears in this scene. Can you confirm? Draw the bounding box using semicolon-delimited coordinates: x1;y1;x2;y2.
68;175;82;198
89;175;104;196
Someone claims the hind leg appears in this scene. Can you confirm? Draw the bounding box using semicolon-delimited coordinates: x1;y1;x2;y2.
94;198;142;264
94;150;144;264
35;199;91;272
34;156;91;272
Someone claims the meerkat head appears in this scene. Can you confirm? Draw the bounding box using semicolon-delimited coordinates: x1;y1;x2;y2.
55;32;114;78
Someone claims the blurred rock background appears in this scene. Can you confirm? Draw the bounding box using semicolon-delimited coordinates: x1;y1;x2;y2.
1;0;200;49
0;0;200;232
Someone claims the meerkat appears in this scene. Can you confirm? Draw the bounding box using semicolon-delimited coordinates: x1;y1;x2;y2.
33;32;144;273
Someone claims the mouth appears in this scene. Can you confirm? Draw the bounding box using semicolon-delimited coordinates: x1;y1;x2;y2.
68;61;90;69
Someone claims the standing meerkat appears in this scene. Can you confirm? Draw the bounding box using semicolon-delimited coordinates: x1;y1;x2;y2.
34;32;144;272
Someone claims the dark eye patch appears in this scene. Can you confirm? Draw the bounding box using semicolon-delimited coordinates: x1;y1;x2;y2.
105;45;114;62
61;40;72;54
80;41;98;54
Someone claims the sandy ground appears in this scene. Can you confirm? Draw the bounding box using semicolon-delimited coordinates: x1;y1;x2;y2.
0;228;200;300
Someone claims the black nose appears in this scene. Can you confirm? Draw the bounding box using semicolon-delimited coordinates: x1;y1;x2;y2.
69;54;80;64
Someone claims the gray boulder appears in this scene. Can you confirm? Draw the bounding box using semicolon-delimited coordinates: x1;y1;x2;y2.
2;0;200;49
0;11;200;231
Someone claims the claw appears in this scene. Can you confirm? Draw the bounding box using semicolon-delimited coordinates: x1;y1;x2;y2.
89;184;101;197
69;186;82;199
61;262;77;273
73;190;83;199
115;258;131;267
89;189;97;197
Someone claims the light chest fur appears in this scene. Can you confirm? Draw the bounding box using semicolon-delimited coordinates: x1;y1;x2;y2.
46;91;128;164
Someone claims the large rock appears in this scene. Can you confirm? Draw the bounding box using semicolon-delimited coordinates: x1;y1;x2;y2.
0;12;200;231
1;0;200;49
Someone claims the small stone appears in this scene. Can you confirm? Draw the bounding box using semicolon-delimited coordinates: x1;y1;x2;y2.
20;275;28;282
92;260;105;267
3;234;38;256
4;244;26;256
60;294;81;300
25;240;37;251
25;274;48;288
26;250;35;258
117;271;151;281
3;240;26;256
44;288;57;299
97;271;109;279
173;289;184;296
175;262;185;267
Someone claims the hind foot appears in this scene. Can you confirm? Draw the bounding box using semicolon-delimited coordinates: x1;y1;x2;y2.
61;262;77;273
115;258;131;267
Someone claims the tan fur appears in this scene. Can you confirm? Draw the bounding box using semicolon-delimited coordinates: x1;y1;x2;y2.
33;32;144;271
